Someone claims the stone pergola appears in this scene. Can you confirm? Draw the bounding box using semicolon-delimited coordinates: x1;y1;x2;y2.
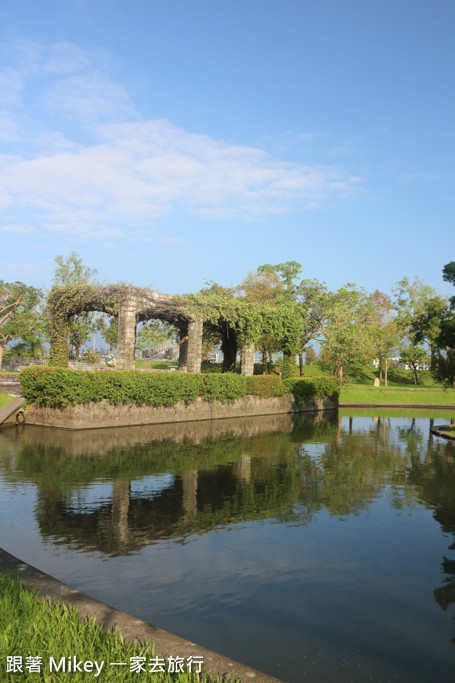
49;285;255;375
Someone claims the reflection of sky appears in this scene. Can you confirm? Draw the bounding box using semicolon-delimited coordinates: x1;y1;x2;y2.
1;415;455;682
61;474;176;510
130;473;175;498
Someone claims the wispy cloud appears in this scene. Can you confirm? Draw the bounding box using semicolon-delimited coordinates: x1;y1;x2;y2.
0;41;362;242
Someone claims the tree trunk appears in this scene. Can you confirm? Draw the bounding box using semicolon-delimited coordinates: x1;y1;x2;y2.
0;344;3;370
379;366;383;382
412;365;419;385
299;351;304;377
221;327;237;373
262;350;267;375
385;358;388;387
335;361;343;383
75;344;81;364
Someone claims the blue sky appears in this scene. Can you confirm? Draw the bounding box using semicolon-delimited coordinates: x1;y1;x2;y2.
1;0;454;298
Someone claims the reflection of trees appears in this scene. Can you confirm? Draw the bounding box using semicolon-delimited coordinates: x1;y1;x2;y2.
0;413;437;558
406;438;455;644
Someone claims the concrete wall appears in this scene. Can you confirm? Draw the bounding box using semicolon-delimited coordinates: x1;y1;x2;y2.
24;395;337;430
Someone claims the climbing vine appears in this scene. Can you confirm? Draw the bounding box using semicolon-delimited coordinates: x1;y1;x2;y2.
47;284;122;367
47;285;307;371
175;293;304;354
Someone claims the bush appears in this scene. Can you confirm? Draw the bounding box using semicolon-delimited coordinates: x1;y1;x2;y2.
245;375;285;397
20;367;338;410
283;377;339;408
20;367;203;408
201;373;246;402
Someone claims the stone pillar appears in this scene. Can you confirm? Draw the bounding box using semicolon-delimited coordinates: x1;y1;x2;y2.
112;481;130;548
241;343;255;376
117;302;137;370
235;454;251;483
49;314;70;368
181;469;198;522
178;318;202;373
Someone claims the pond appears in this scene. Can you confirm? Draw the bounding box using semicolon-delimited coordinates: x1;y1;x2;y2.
1;409;455;682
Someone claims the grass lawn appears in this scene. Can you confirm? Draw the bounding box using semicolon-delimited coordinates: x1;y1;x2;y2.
135;360;178;370
340;407;455;419
0;394;16;410
340;388;455;405
0;572;229;682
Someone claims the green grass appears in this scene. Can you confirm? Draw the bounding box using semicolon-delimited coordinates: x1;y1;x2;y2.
0;572;229;682
340;407;455;419
304;364;445;389
0;370;20;375
134;360;178;370
0;394;16;410
340;388;455;405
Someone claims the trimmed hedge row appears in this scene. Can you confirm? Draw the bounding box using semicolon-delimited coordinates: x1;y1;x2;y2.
283;377;340;408
20;367;338;408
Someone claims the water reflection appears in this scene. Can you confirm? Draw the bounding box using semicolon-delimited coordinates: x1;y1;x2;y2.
1;411;455;681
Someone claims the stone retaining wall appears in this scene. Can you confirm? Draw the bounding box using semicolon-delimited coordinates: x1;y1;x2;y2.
25;395;337;430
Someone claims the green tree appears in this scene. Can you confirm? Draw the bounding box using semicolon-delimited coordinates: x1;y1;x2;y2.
53;251;98;286
52;252;98;363
0;282;43;369
239;269;284;372
370;291;399;385
255;263;330;376
431;311;455;389
321;285;377;383
305;347;317;365
431;262;455;388
393;276;448;360
95;316;119;365
400;346;428;385
136;320;176;351
197;280;238;370
295;279;331;376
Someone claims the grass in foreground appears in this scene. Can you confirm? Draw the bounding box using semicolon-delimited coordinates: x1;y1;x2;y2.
0;572;228;682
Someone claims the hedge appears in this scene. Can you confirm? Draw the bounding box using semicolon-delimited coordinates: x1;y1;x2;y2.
20;367;338;409
283;377;340;408
20;368;203;408
201;373;246;402
245;374;285;397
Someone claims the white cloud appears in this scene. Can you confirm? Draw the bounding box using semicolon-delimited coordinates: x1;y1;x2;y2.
1;223;35;234
0;41;363;242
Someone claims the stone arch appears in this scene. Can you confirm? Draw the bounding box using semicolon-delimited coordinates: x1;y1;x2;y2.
48;284;255;374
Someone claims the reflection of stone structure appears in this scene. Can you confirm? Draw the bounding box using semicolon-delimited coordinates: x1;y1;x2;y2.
1;413;298;456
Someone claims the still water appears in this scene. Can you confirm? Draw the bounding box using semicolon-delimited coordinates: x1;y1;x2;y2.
1;410;455;682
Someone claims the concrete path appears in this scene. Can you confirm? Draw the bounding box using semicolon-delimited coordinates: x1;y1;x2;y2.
0;548;284;683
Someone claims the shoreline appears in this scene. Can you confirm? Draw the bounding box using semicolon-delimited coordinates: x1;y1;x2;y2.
1;548;283;683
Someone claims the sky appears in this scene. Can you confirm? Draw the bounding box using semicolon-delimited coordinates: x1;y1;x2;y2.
0;0;454;299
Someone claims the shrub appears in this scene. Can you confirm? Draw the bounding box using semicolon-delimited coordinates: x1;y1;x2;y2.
245;375;285;397
20;367;203;408
200;373;246;402
283;377;339;408
20;367;338;410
